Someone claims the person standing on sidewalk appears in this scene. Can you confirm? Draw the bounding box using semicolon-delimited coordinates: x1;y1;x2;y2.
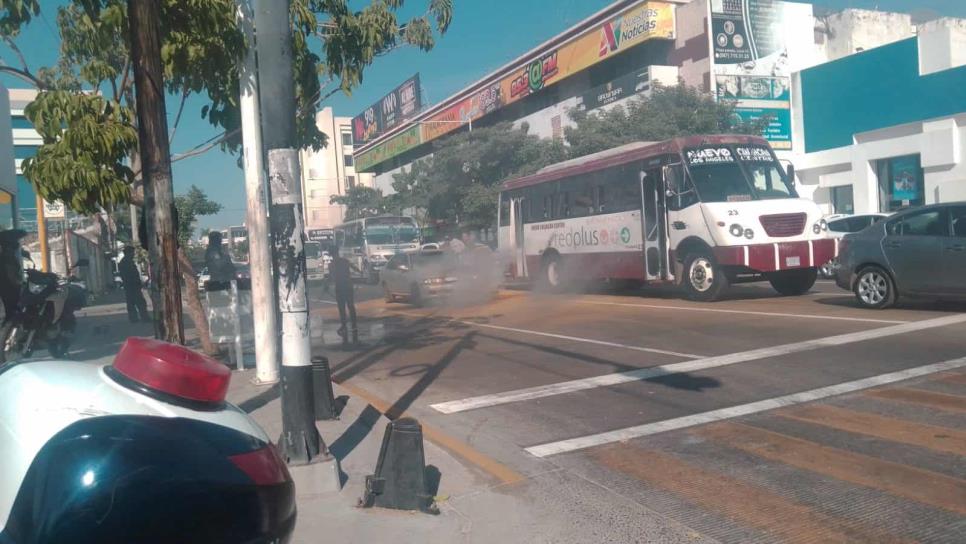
0;230;25;323
205;231;236;291
328;244;360;343
119;246;148;323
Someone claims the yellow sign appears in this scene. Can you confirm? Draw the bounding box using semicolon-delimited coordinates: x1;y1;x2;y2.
358;1;675;170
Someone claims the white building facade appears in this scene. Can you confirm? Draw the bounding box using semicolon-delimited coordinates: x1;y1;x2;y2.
299;107;375;230
792;18;966;215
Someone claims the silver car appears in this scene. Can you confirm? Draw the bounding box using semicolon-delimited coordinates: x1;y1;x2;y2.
381;251;458;306
835;203;966;308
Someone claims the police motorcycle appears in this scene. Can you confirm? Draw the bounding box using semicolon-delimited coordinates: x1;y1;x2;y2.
0;256;90;363
0;337;297;543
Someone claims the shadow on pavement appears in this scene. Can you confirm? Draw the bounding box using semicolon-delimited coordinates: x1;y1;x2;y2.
238;384;280;413
813;296;966;313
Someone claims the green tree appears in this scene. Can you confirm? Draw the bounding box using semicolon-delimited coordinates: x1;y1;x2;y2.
1;0;453;353
174;185;222;247
330;185;389;221
565;82;771;158
391;122;567;230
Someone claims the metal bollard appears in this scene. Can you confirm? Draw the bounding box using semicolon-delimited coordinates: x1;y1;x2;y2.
230;280;244;371
311;357;337;420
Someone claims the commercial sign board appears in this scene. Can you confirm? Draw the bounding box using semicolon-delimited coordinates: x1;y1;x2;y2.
351;74;422;146
355;123;422;172
307;228;334;242
356;1;675;170
42;199;65;219
581;69;651;110
710;0;793;150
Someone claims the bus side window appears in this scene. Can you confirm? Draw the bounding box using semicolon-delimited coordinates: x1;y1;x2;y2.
596;185;606;214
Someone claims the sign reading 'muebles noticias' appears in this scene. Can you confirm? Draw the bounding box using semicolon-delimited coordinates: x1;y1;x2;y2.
354;2;675;171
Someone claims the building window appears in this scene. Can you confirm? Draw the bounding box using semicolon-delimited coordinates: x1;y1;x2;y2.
346;175;355;189
344;154;353;167
11;116;32;130
876;154;924;212
14;145;38;160
341;132;353;146
830;185;854;215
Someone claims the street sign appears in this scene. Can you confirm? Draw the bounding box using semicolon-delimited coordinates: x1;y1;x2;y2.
307;228;334;242
43;199;65;219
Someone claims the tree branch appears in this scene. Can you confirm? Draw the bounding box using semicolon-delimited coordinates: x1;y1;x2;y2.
118;58;132;101
0;65;46;90
168;87;190;146
2;36;30;73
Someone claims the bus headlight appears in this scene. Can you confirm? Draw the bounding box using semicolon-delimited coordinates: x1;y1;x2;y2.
729;224;744;237
821;219;828;231
744;228;755;240
813;223;822;234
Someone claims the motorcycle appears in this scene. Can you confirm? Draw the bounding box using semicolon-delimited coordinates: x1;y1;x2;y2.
0;257;90;363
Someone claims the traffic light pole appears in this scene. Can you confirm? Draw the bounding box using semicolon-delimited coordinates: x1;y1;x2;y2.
252;0;324;464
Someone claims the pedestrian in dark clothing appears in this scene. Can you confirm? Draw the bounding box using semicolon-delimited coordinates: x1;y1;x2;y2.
119;246;148;323
328;245;360;343
0;230;25;323
205;231;236;291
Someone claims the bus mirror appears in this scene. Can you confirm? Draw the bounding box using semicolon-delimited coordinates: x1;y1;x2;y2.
786;163;795;181
663;164;682;196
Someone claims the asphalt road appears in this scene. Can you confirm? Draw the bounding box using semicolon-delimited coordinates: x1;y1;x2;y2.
309;279;966;543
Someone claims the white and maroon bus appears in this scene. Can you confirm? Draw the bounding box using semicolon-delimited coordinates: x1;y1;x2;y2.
497;135;836;301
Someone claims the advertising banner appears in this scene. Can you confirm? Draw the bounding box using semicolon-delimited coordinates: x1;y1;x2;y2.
581;69;651;111
710;0;794;150
355;124;422;172
732;107;791;149
890;156;921;202
351;74;422;145
390;2;675;162
525;211;644;256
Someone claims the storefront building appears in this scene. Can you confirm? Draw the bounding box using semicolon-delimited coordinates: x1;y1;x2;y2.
792;18;966;215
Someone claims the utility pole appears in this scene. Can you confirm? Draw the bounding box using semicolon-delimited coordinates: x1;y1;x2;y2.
236;0;279;385
127;0;184;344
253;0;324;464
35;194;49;272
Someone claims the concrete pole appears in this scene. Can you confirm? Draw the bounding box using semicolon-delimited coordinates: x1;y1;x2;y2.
236;0;279;385
253;0;325;465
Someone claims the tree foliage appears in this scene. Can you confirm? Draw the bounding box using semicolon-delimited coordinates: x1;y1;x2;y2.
1;0;453;214
21;91;138;213
330;185;390;221
174;185;222;247
391;122;567;230
565;82;771;158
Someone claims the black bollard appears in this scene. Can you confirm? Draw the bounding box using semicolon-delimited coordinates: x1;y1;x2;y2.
311;357;337;420
361;417;438;514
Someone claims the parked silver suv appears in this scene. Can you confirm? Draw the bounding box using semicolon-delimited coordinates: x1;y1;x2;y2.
835;203;966;308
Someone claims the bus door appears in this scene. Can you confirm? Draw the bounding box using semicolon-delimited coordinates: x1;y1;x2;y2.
510;197;528;278
640;168;670;280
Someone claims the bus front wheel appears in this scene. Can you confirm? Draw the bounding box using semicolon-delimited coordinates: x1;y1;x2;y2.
682;251;728;302
540;254;564;291
767;268;817;296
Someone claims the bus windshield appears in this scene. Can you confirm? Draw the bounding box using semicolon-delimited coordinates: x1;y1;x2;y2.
304;242;322;259
365;225;419;245
683;145;796;203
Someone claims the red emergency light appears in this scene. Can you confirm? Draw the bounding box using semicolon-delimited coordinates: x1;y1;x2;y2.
110;337;231;405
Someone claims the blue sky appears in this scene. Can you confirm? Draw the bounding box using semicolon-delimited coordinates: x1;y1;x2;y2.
2;0;963;230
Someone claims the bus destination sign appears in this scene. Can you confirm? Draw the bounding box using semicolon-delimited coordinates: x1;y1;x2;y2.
685;147;735;165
